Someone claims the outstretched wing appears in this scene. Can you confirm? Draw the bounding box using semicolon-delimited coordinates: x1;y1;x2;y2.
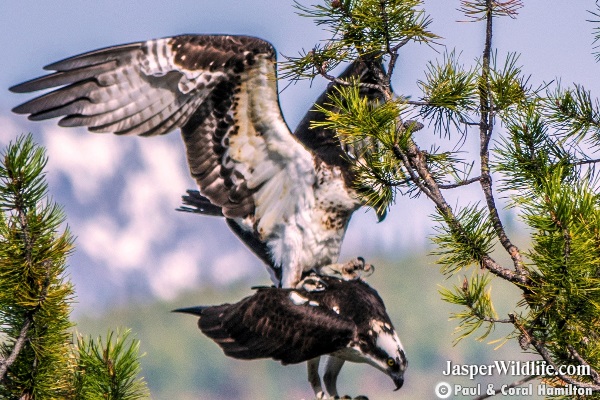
175;288;355;365
294;59;387;168
11;34;316;232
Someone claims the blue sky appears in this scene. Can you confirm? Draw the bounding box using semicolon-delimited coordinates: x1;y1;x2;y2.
1;1;599;311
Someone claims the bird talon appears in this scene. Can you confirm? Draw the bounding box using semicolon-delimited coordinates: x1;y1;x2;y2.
315;257;375;281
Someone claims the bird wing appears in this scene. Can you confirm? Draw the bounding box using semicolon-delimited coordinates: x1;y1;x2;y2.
11;34;316;231
175;61;388;268
294;59;386;167
190;288;356;365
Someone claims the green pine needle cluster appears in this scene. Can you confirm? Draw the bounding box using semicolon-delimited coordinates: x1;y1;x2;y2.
439;273;498;342
431;203;495;275
281;0;437;80
488;52;529;115
495;104;572;201
418;50;477;135
72;330;149;400
545;83;600;146
458;0;523;21
0;134;149;399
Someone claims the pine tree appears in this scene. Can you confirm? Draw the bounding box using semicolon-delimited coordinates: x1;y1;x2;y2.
285;0;600;396
0;135;149;399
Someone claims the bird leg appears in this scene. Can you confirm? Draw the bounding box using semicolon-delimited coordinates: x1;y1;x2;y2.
281;265;304;288
323;356;345;398
307;357;326;399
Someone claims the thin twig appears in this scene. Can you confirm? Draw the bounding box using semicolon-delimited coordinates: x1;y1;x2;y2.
0;318;31;381
472;375;537;400
391;37;411;52
573;157;600;166
439;176;481;189
480;316;513;324
312;56;384;92
386;37;411;82
406;100;431;106
482;255;529;285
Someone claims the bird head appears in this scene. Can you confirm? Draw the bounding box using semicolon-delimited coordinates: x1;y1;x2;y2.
360;319;407;391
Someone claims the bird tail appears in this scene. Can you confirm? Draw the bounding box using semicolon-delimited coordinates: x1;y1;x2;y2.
173;304;235;345
172;305;209;317
176;189;224;216
177;303;277;361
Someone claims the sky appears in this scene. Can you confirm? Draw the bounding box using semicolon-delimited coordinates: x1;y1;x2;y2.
1;1;599;313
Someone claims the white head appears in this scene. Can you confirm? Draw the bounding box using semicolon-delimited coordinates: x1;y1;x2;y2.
361;319;407;390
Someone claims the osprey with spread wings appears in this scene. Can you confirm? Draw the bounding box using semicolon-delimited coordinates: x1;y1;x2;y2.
11;34;385;288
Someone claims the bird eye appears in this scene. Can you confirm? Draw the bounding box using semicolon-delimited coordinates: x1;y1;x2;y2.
386;357;396;367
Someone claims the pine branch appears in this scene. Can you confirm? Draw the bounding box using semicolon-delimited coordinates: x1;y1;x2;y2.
477;0;525;275
0;318;31;381
531;340;600;392
568;345;600;385
312;55;385;94
481;255;528;285
439;176;481;189
73;330;149;400
292;0;600;379
393;134;530;285
0;136;45;384
426;161;526;285
572;157;600;166
511;318;600;392
0;155;35;382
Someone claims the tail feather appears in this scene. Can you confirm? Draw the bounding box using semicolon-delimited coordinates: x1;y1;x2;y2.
172;306;207;317
177;189;224;216
178;302;283;361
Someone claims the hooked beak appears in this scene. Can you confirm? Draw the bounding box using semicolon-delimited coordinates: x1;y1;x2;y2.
392;351;407;391
392;373;404;391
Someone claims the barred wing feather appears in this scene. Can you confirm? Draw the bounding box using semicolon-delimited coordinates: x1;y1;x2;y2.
11;34;316;235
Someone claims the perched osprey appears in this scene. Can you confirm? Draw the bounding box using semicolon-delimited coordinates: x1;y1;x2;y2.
11;34;386;288
174;274;407;399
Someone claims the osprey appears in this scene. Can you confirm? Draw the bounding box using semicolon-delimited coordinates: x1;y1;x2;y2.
174;274;407;399
11;34;386;288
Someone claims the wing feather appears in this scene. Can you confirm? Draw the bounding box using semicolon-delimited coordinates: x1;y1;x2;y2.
11;34;317;232
195;288;355;364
